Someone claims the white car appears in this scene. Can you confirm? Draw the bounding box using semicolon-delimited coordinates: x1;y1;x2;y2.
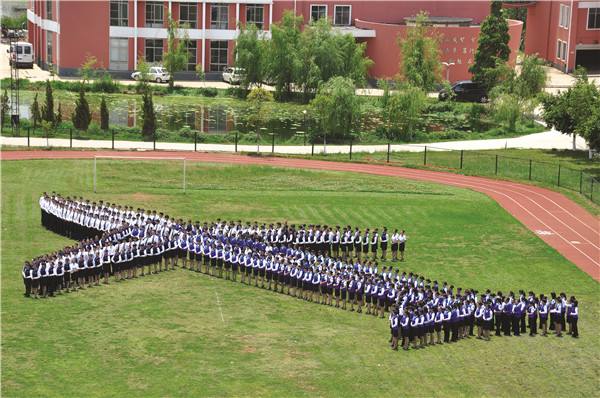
222;67;245;85
131;66;171;83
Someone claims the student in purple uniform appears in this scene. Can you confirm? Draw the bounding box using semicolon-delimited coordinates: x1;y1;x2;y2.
390;309;400;350
528;300;538;336
567;297;578;338
482;303;493;341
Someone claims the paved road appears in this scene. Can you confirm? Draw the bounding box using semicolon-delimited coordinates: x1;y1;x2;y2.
3;149;599;281
0;128;590;153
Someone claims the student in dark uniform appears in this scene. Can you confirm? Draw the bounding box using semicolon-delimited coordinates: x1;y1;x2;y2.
528;300;538;336
370;228;379;261
567;297;578;338
380;227;388;261
398;230;407;261
482;303;493;341
390;309;399;350
22;262;32;297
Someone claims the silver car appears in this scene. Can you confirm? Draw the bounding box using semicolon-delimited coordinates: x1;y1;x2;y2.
131;66;171;83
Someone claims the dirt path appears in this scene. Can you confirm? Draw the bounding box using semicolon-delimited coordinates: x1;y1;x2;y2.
3;150;598;281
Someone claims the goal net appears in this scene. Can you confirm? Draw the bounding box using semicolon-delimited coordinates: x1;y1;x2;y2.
93;155;187;194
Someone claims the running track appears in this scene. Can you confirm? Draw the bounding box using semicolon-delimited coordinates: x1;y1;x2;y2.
3;150;599;281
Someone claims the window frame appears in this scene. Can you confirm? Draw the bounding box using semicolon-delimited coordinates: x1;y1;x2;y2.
210;40;228;72
180;2;198;29
46;31;53;64
145;39;164;63
310;4;327;23
46;0;53;20
558;4;570;29
211;4;229;29
185;40;198;71
246;4;264;29
587;7;600;30
333;5;351;26
109;38;129;71
110;0;129;27
145;1;164;28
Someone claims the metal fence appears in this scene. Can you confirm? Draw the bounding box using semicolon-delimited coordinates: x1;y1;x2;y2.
2;126;598;205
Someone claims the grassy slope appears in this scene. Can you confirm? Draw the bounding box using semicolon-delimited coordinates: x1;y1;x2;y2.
1;160;599;397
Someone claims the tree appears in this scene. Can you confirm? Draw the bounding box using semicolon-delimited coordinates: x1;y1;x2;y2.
310;76;359;141
79;54;98;88
235;23;267;89
100;96;109;131
72;89;91;131
163;13;190;90
0;89;8;127
265;11;302;100
195;64;205;87
56;102;62;125
41;79;55;125
135;58;151;94
542;71;600;150
514;54;547;99
469;0;511;90
141;91;157;140
30;93;41;129
492;92;522;131
383;85;427;141
398;12;442;90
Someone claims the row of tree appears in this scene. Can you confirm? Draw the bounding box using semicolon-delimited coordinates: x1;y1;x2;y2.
234;12;372;101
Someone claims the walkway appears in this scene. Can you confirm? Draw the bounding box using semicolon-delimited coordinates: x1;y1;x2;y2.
0;128;590;154
2;150;599;281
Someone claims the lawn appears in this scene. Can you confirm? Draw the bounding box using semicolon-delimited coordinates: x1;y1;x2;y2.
288;148;600;213
1;159;599;397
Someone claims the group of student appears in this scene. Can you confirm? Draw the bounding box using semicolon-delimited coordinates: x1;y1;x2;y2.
24;193;580;351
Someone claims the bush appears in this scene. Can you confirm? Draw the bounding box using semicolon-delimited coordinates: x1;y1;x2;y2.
91;72;120;93
199;87;218;97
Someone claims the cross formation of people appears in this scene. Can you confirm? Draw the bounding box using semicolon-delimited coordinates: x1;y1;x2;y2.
23;193;580;352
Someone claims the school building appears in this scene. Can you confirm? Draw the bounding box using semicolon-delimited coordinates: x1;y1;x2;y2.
25;0;529;82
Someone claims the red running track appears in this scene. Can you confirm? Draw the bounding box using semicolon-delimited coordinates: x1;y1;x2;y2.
3;150;599;281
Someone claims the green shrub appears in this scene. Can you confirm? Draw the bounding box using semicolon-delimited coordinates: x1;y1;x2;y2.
199;87;218;97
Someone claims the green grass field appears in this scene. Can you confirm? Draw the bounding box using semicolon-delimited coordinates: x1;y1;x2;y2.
2;159;599;397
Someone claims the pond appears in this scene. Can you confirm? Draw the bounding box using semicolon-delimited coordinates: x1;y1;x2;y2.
16;94;313;138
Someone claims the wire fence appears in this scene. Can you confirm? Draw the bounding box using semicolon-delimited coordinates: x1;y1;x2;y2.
2;125;598;205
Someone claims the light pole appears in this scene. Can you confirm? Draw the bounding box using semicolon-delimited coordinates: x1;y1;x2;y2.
302;109;307;146
442;62;455;83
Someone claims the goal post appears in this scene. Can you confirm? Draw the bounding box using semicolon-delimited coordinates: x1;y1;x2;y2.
93;155;187;193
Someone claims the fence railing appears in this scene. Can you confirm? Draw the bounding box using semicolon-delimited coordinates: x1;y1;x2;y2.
2;126;598;205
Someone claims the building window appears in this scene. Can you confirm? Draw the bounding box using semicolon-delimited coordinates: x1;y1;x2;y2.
110;38;129;70
556;40;567;61
110;0;128;27
588;8;600;29
146;2;164;27
185;40;197;71
46;32;53;64
334;5;351;26
311;5;327;22
180;3;197;28
46;0;53;20
211;4;228;29
145;39;163;63
559;4;570;28
246;5;264;29
210;40;228;71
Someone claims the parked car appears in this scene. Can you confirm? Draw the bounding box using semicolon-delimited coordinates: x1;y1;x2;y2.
131;66;171;83
439;80;489;103
222;67;245;85
7;42;34;69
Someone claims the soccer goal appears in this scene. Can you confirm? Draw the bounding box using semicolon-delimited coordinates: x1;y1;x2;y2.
93;155;187;193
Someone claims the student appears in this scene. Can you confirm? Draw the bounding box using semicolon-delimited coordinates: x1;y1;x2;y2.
568;297;579;338
482;303;493;341
390;309;399;350
380;227;388;261
538;298;549;336
398;230;407;261
401;309;411;350
22;262;32;297
475;303;484;339
391;229;400;262
370;228;379;261
528;300;538;336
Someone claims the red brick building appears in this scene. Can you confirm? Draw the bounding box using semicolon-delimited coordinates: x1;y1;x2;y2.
522;0;600;73
27;0;524;82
